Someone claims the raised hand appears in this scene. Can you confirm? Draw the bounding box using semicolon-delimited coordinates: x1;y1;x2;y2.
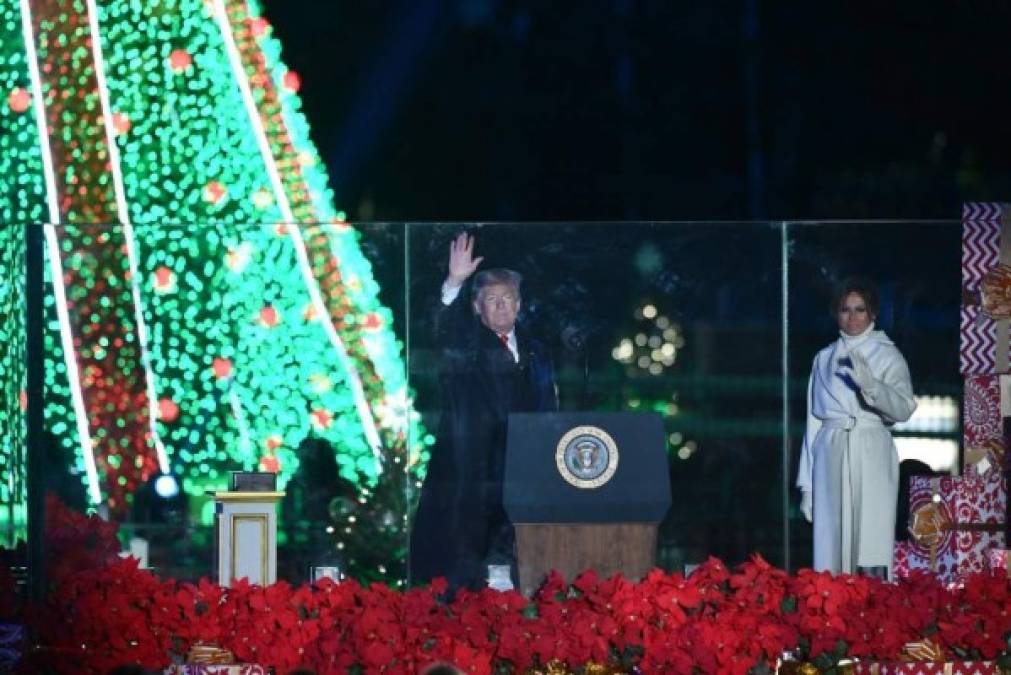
446;232;484;287
847;350;877;393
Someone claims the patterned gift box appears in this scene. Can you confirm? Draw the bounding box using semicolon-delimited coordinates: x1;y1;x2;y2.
987;548;1010;577
961;202;1011;375
962;374;1010;476
893;540;914;578
854;662;1003;674
894;472;1006;583
164;666;267;675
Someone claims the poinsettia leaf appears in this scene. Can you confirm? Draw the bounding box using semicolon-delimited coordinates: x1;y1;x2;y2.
812;653;834;670
779;596;796;614
492;659;514;675
522;603;539;619
832;639;848;659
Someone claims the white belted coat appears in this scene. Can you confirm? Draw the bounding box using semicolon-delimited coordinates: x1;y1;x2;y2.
796;329;916;575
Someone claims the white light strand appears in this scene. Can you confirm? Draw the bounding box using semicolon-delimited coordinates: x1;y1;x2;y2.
19;0;101;504
211;0;383;469
84;0;170;474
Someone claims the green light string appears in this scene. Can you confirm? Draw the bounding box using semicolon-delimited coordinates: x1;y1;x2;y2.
3;0;429;582
0;0;47;225
0;226;29;547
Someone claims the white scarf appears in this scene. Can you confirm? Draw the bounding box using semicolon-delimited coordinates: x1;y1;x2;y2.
839;321;876;350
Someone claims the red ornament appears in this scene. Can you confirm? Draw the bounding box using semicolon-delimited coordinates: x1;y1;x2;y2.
248;16;270;37
282;70;301;93
310;408;333;430
168;48;193;74
258;305;280;328
259;454;281;473
203;180;227;205
112;112;131;135
158;398;179;423
152;266;176;293
361;312;383;331
212;357;233;379
18;389;27;412
7;87;30;113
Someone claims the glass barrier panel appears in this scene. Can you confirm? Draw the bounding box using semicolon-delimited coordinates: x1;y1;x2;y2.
0;219;966;592
405;222;787;589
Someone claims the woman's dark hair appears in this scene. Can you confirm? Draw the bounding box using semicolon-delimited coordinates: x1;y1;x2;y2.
831;277;880;318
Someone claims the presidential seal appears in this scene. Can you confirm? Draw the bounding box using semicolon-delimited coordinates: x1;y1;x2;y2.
555;425;619;489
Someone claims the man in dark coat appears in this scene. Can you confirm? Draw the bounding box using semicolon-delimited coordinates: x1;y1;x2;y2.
410;233;557;591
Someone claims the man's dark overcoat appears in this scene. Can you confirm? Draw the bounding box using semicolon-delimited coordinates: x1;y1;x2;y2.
409;287;556;590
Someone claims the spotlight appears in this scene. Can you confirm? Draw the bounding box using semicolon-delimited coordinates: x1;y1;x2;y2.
154;473;180;499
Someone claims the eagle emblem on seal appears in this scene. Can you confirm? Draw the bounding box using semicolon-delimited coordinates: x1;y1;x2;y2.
555;425;619;489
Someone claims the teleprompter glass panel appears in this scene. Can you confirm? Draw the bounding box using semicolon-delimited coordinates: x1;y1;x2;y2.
405;222;787;583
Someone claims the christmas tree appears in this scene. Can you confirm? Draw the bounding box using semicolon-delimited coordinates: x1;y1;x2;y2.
0;0;427;583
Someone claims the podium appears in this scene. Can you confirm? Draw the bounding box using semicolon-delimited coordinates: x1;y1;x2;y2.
503;412;671;596
213;490;284;587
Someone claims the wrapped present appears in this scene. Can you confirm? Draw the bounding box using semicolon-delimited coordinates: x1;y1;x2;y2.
895;472;1006;583
961;203;1011;375
163;643;267;674
962;374;1010;475
853;662;1003;674
987;548;1010;577
186;643;233;664
0;623;25;672
164;667;267;675
893;540;913;578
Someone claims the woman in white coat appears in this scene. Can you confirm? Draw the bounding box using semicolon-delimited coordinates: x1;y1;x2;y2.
796;278;917;578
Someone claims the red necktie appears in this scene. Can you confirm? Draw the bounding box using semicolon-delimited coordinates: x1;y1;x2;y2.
497;333;510;349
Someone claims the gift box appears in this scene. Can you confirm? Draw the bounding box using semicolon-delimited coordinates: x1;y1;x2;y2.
962;374;1011;476
894;472;1006;583
893;540;914;579
987;548;1010;577
164;666;267;675
853;662;1003;674
961;202;1011;375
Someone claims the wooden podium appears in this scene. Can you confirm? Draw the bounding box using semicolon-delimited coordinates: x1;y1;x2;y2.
514;523;657;596
504;412;671;597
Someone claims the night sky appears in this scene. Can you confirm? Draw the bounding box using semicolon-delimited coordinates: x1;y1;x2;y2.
265;0;1011;222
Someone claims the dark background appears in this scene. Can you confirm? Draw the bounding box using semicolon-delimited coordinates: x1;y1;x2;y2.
265;0;1011;222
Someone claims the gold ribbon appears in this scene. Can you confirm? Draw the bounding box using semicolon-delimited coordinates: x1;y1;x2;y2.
185;643;235;665
528;661;626;675
908;479;1005;572
900;638;944;662
965;437;1007;474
